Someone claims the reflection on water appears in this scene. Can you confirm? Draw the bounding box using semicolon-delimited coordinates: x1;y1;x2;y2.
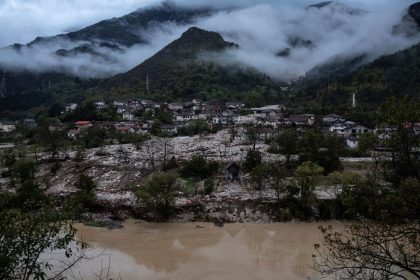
74;220;340;280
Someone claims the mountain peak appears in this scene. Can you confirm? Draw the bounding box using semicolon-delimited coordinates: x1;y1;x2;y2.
180;27;224;41
98;27;239;96
408;2;420;26
307;1;333;9
393;2;420;36
166;26;237;53
306;1;365;15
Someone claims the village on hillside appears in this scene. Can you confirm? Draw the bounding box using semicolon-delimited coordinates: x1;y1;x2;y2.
1;98;407;149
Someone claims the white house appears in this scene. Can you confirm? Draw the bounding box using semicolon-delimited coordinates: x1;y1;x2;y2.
329;123;347;136
346;124;370;138
113;101;126;107
286;114;315;126
123;112;135;121
0;120;16;132
225;102;245;110
65;103;78;112
168;103;184;112
94;101;106;109
175;111;197;122
67;129;80;140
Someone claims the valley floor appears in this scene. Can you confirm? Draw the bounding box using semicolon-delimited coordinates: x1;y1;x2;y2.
0;129;376;224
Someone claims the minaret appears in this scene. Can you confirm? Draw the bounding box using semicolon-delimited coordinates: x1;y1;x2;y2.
352;92;357;108
146;74;150;93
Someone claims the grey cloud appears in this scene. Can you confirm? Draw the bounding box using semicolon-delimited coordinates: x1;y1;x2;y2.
0;0;419;80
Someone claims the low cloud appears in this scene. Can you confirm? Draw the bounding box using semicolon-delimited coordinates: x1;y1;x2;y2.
0;0;419;80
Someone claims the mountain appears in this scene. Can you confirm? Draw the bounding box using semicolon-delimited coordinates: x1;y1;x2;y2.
0;71;96;114
25;1;213;48
0;2;217;110
93;27;279;102
0;1;215;78
276;37;315;58
304;1;420;82
306;1;366;16
393;2;420;36
297;42;420;115
406;2;420;27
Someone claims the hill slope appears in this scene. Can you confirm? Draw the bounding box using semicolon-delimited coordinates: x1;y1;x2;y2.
297;42;420;113
94;27;280;103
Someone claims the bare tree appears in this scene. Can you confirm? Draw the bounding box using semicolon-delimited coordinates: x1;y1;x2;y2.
160;136;174;171
143;137;174;171
144;138;159;171
245;125;259;151
313;221;420;280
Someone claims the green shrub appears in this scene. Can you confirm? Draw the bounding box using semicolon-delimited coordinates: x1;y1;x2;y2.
135;172;181;221
204;178;215;195
180;155;219;180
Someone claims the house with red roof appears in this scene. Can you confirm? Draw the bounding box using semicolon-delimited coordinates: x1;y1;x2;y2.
75;121;93;130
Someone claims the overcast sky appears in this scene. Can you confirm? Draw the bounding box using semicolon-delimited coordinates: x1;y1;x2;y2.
0;0;417;47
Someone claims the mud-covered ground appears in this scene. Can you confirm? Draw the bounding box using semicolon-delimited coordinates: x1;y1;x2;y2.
0;129;376;223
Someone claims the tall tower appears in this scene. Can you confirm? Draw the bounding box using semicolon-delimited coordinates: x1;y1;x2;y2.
352;92;357;108
0;72;6;98
146;74;150;93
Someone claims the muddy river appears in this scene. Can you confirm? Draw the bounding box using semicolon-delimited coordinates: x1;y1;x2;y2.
73;220;342;280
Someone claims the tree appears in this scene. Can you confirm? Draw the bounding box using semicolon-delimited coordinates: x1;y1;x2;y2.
250;163;269;198
144;138;159;171
160;136;174;171
78;127;106;149
243;149;262;172
35;127;67;161
135;172;180;221
143;137;174;172
74;146;86;162
0;195;86;280
180;119;210;136
267;163;288;200
71;174;96;214
313;222;420;280
130;133;148;150
1;148;16;173
47;102;64;118
11;159;36;184
326;171;363;201
299;130;345;174
180;154;219;181
270;128;299;171
313;98;420;280
295;161;324;217
357;132;379;155
378;97;420;182
75;174;96;193
245;125;259;150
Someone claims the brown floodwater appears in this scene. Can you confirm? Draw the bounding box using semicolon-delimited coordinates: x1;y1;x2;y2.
74;220;342;280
